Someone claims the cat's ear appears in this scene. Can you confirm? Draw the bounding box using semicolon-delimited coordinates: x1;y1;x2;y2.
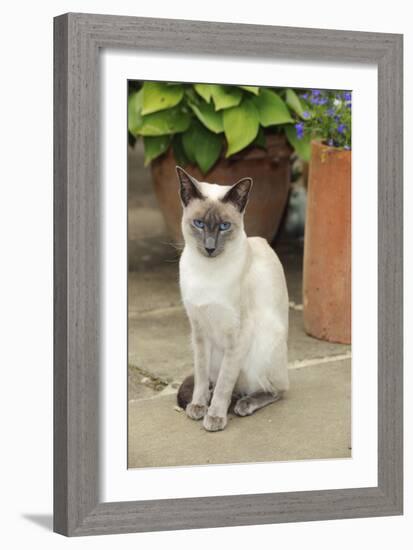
176;166;205;207
222;177;253;213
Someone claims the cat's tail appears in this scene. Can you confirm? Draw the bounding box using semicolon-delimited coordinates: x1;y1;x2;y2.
177;375;194;409
177;376;240;410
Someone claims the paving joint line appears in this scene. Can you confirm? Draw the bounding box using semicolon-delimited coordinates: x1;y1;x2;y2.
288;352;351;369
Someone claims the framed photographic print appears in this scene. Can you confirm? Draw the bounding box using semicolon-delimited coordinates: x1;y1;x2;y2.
53;13;403;536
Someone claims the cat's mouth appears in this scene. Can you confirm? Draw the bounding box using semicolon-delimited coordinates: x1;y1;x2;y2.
200;247;221;258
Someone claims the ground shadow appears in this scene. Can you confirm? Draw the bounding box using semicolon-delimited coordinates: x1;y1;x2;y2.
22;514;53;531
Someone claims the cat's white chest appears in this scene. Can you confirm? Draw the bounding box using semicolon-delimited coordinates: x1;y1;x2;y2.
180;248;241;302
181;273;235;307
181;270;239;316
179;249;241;342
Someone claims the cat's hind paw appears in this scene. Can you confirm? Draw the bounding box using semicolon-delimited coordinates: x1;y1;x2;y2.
186;402;208;420
233;397;254;417
203;413;227;432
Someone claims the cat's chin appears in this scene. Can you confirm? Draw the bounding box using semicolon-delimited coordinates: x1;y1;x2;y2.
198;249;221;259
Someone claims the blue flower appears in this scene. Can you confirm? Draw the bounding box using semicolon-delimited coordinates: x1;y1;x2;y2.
302;111;310;119
300;92;309;99
343;91;351;102
295;122;304;140
327;108;335;116
311;89;321;96
337;123;346;134
310;96;327;105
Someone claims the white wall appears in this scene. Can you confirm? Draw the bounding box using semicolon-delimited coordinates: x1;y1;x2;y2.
0;0;410;548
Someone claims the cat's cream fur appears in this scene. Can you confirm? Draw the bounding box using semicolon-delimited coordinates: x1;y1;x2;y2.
177;167;289;432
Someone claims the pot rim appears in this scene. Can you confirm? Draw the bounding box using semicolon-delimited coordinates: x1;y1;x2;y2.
311;138;352;154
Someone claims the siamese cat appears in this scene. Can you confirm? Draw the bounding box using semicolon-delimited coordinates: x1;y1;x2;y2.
176;167;289;432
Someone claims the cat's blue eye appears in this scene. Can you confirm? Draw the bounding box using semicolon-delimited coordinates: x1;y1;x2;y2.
219;222;231;231
193;219;205;229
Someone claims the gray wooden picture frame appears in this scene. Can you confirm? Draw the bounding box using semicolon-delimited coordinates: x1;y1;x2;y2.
53;12;403;536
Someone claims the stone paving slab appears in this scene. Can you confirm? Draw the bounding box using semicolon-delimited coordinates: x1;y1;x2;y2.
276;240;303;305
128;359;351;468
127;275;350;400
128;266;181;315
128;306;191;387
288;309;350;363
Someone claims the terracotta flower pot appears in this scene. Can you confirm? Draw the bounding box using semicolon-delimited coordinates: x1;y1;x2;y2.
150;134;292;243
303;141;351;344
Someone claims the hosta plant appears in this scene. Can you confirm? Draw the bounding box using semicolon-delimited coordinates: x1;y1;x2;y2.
128;81;311;173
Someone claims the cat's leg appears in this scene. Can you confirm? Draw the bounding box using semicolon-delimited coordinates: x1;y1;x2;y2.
233;390;283;417
186;321;211;420
232;334;288;418
203;339;244;432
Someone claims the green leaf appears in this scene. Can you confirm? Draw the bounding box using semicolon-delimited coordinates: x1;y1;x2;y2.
128;89;190;136
172;135;190;166
194;84;242;110
238;86;260;95
223;98;260;157
182;126;197;164
141;82;184;115
285;125;311;161
252;89;294;126
128;90;144;136
143;135;171;165
285;88;306;118
194;126;223;173
194;84;214;103
188;100;224;133
184;87;199;103
134;105;191;136
182;121;223;173
252;126;266;149
211;86;243;110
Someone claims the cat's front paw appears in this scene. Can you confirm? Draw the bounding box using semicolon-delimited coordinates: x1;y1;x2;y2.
203;413;227;432
186;402;208;420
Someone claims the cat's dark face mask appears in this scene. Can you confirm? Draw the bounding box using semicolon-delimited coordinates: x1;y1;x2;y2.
176;166;252;258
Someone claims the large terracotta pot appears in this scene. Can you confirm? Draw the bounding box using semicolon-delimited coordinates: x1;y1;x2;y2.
303;141;351;344
151;134;292;243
